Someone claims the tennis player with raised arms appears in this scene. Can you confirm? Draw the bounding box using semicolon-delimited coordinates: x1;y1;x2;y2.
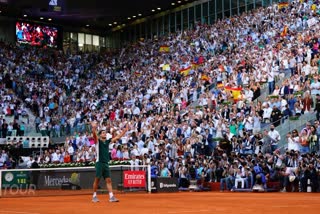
91;121;129;203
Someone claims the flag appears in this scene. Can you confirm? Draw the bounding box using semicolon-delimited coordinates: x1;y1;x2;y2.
192;62;199;70
179;66;191;76
280;25;288;37
278;2;289;10
217;83;224;88
224;86;242;100
162;64;170;71
201;74;210;82
134;71;142;77
159;45;170;53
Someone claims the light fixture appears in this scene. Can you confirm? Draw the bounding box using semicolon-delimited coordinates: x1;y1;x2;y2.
171;3;175;5
109;23;112;26
48;18;52;21
86;24;90;27
23;14;27;17
40;17;44;20
113;22;117;24
122;24;126;26
127;17;131;20
138;13;142;16
132;15;136;18
157;8;161;10
151;9;155;12
178;1;181;3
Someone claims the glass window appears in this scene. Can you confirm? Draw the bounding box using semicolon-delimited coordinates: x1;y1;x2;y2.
225;0;231;11
195;4;201;22
169;13;175;33
217;12;223;21
164;15;169;35
63;32;70;42
158;17;163;35
141;23;146;39
99;37;105;47
246;0;255;10
189;6;195;28
224;0;231;17
183;9;188;31
93;35;99;46
105;36;111;48
85;34;92;45
247;3;254;11
132;25;137;41
176;11;181;32
209;0;215;16
224;10;230;18
231;0;238;16
256;0;263;7
231;7;238;16
203;2;208;17
216;0;223;13
202;2;208;24
239;0;246;13
146;20;151;39
70;32;77;42
78;33;84;46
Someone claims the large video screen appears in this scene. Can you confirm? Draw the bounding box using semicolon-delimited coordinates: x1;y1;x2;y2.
16;21;59;48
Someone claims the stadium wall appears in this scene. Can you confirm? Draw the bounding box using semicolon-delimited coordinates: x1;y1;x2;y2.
0;16;15;43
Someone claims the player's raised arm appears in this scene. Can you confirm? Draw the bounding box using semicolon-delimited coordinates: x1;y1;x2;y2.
111;123;129;143
91;121;99;144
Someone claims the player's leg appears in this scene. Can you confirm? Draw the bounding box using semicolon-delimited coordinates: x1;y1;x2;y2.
92;162;102;202
103;164;119;202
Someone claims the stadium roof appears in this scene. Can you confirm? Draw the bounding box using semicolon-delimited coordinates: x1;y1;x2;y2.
0;0;196;32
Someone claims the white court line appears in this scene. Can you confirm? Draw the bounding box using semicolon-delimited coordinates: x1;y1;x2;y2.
0;211;40;214
168;210;209;214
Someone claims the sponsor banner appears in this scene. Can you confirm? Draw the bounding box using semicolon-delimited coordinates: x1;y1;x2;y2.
152;177;179;193
123;171;146;188
35;168;122;190
151;178;158;193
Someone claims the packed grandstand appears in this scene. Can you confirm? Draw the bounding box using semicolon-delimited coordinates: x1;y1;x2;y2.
0;0;320;193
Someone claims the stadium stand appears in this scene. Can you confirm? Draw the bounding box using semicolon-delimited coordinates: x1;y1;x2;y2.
0;0;320;193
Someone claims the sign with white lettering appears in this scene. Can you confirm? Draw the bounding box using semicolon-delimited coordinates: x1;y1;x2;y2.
152;177;179;193
123;171;146;188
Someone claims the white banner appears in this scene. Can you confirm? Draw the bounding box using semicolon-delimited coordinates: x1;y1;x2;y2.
307;18;318;27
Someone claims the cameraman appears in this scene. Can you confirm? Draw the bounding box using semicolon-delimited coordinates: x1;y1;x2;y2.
279;165;299;192
220;163;234;191
301;163;319;192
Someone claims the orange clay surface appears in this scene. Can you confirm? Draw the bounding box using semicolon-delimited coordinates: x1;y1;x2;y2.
1;192;320;214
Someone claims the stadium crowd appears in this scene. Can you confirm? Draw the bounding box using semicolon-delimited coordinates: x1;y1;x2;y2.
0;0;320;192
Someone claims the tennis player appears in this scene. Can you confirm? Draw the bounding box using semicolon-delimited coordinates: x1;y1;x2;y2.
91;121;129;203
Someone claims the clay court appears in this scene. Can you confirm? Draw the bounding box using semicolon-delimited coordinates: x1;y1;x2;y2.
1;192;320;214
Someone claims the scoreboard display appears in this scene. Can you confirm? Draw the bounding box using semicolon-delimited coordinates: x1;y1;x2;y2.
48;0;64;12
2;171;30;189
